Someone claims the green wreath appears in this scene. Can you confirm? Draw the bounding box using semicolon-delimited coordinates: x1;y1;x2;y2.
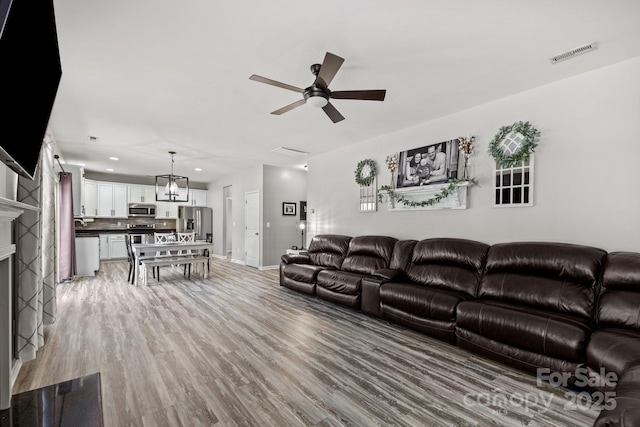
354;159;377;186
488;121;539;167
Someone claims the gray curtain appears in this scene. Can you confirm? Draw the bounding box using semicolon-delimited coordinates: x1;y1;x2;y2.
16;138;58;361
58;172;76;280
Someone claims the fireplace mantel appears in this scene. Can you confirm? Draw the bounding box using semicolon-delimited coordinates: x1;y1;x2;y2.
0;196;39;410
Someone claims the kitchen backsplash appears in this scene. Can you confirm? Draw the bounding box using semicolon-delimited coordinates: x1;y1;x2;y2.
75;217;177;231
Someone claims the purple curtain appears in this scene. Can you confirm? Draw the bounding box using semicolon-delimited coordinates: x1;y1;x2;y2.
58;172;76;280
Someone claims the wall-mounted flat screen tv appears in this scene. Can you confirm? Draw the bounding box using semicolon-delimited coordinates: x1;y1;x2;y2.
0;0;62;180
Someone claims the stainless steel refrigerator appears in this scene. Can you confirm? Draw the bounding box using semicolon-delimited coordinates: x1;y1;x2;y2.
178;206;213;242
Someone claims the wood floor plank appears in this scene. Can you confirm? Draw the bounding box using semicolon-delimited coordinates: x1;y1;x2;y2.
12;260;599;426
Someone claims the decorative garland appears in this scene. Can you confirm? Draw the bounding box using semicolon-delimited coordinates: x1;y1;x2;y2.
354;159;377;186
488;121;539;167
378;179;477;208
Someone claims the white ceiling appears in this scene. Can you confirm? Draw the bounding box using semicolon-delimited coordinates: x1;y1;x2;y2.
50;0;640;184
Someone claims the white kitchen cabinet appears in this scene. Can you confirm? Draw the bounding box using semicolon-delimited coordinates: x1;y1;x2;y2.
108;234;128;259
192;189;208;207
84;180;98;217
155;201;179;219
75;236;100;276
179;189;208;207
97;182;128;218
99;233;127;260
64;164;85;217
128;184;156;204
99;234;109;260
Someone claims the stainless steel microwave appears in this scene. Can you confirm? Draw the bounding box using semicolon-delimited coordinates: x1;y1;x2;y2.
127;203;156;218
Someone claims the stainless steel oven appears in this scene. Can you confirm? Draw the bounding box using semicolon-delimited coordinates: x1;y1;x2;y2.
127;223;155;243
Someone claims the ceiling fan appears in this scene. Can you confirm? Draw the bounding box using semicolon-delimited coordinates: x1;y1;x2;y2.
249;52;386;123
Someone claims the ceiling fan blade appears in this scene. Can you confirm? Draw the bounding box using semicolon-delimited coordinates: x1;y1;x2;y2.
331;90;386;101
249;74;304;93
315;52;345;90
322;102;345;123
271;99;306;115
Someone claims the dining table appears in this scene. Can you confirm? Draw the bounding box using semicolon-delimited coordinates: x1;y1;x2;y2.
131;241;214;286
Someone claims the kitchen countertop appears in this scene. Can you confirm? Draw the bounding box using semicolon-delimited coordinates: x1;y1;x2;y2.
75;232;100;237
75;228;176;235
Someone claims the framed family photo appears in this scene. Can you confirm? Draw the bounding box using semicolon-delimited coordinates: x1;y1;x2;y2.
395;139;459;188
282;202;296;216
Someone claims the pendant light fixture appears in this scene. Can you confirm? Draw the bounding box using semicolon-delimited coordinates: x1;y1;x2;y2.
155;151;189;202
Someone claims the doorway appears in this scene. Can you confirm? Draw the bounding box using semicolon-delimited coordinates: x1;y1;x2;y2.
245;191;259;268
223;186;232;260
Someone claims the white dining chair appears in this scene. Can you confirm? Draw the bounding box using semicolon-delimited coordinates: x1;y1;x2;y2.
152;232;175;276
176;232;196;274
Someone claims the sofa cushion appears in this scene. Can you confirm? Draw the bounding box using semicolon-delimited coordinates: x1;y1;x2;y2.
456;300;592;362
388;239;418;271
317;270;364;295
405;238;489;298
380;282;470;322
479;242;606;319
340;235;398;275
598;252;640;330
282;263;327;283
456;328;584;378
307;234;352;269
587;329;640;378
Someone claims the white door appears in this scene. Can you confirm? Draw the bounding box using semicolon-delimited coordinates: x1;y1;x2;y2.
245;191;259;268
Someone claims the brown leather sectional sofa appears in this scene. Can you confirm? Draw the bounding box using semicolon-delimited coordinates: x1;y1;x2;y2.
279;234;640;426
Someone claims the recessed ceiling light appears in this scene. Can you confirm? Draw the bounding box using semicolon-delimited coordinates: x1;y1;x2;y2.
194;168;202;171
109;157;119;161
106;168;114;172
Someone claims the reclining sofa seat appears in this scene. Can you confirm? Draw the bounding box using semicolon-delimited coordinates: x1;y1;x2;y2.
456;242;607;381
589;252;640;426
379;238;489;343
315;235;398;309
280;234;352;295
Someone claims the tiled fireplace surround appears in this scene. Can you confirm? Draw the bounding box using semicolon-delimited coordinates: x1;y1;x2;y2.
0;197;38;410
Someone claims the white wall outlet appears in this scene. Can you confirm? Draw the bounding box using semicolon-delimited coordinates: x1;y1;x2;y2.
266;222;270;228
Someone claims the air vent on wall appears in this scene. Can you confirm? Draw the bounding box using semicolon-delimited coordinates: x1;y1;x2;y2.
549;41;598;64
271;147;309;157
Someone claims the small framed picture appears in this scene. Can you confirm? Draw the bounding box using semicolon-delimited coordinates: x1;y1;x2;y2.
282;202;296;216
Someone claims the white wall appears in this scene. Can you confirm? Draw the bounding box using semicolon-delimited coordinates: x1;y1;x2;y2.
262;165;307;267
307;56;640;252
208;166;262;261
208;164;308;267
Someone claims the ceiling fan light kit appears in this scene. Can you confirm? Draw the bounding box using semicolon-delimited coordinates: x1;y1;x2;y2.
250;52;386;123
304;87;329;108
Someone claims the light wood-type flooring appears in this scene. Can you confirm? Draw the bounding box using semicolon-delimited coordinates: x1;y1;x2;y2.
13;260;600;426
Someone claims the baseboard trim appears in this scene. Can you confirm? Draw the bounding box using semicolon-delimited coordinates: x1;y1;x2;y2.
259;265;279;271
230;259;246;266
210;254;227;260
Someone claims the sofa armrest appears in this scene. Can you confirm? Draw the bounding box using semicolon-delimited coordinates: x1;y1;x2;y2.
281;253;312;264
373;268;405;282
594;361;640;427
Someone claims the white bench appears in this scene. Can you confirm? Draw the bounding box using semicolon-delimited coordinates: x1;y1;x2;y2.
139;254;209;286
